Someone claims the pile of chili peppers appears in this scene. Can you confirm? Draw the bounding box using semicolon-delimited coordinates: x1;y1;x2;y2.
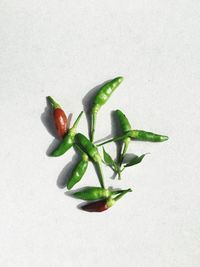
46;77;169;212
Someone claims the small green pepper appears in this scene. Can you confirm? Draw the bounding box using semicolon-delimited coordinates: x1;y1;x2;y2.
73;187;111;200
67;150;88;190
128;130;169;142
51;111;83;157
75;133;105;188
91;77;123;142
73;187;132;201
97;129;169;146
115;109;132;166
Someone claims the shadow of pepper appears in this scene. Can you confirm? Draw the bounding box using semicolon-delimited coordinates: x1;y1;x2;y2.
40;97;72;156
56;151;81;189
77;201;90;211
82;79;111;140
41;98;58;138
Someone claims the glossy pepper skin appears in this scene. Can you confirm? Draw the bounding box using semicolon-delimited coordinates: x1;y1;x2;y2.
75;133;105;188
47;96;68;138
128;130;169;142
73;187;111;200
75;133;101;162
73;187;131;201
67;152;88;190
91;76;123;142
115;109;132;166
51;111;83;157
81;189;132;212
81;199;112;212
97;129;168;146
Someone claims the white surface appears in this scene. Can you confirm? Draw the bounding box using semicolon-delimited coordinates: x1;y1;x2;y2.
0;1;200;266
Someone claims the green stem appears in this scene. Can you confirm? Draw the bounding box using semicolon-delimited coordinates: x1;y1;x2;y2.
119;137;131;168
95;162;105;189
120;167;125;172
117;170;121;180
114;188;132;201
71;111;83;130
47;96;61;109
111;188;131;196
117;165;126;180
97;133;129;146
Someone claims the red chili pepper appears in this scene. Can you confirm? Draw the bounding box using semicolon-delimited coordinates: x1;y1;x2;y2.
47;96;68;138
81;199;110;212
81;189;132;212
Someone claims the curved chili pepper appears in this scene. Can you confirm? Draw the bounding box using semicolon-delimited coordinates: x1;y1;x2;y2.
73;186;131;201
97;129;168;146
81;188;132;212
115;109;132;167
67;150;88;190
47;96;68;138
75;133;105;188
91;76;123;142
51;111;83;157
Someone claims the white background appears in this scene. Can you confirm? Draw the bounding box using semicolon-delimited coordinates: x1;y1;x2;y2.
0;1;200;266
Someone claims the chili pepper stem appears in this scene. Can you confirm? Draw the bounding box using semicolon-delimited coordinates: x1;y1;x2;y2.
95;162;105;189
47;96;61;109
71;111;83;130
119;137;130;165
114;188;132;201
120;167;125;172
117;169;121;180
119;143;125;166
117;166;125;180
97;134;128;146
111;188;131;195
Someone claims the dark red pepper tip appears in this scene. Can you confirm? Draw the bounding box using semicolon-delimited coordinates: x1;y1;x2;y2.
80;200;108;212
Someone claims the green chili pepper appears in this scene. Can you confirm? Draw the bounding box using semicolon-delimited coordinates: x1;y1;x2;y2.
73;187;110;200
75;133;105;188
67;150;88;190
115;109;132;166
97;129;169;146
73;187;132;201
128;130;169;142
91;76;123;142
51;111;83;157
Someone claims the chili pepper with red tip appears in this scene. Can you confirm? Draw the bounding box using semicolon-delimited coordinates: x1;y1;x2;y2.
47;96;68;138
51;111;83;157
81;188;132;212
